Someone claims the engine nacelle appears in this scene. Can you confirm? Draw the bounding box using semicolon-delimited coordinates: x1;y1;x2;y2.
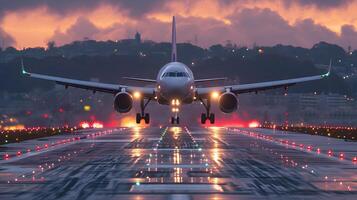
218;92;238;113
114;92;133;113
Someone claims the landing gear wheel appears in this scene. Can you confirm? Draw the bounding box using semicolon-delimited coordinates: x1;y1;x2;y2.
171;117;175;124
176;117;180;124
144;113;150;124
137;98;152;124
201;113;207;124
199;97;215;125
209;113;215;124
136;113;141;124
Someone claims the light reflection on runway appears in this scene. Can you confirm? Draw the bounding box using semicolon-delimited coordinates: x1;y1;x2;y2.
0;126;356;199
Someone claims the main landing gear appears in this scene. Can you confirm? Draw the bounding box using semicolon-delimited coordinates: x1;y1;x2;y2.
136;98;151;124
199;97;215;124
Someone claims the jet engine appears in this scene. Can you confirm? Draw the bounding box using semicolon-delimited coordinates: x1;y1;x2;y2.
114;92;133;113
218;92;238;113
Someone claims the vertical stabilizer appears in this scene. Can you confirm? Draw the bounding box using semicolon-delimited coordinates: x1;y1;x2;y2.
171;16;177;62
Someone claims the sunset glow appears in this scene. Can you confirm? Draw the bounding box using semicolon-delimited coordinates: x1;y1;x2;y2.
1;0;357;49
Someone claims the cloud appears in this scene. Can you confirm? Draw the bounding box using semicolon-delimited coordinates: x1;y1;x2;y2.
293;19;338;47
1;0;357;49
229;8;296;46
339;25;357;48
48;16;231;47
227;8;357;49
283;0;353;9
47;8;357;50
0;0;167;19
50;17;100;44
0;27;15;48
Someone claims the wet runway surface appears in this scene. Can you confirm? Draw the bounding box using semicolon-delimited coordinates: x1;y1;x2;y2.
0;127;356;199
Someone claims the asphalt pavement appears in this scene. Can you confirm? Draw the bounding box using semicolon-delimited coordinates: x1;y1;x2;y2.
0;126;356;199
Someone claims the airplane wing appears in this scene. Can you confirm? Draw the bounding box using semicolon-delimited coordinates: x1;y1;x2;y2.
122;77;157;83
21;61;155;98
196;63;331;99
194;77;227;83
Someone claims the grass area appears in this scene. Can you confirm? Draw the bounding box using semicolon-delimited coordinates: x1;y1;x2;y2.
262;124;357;141
0;127;82;145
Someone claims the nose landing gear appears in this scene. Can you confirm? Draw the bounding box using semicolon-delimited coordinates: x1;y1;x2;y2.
171;116;180;124
199;97;215;124
136;98;151;124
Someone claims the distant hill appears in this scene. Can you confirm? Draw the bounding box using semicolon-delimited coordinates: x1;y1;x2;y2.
0;40;355;96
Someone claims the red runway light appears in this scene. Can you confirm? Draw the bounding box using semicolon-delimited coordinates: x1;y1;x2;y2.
353;157;357;162
4;154;9;159
339;153;344;159
328;150;333;156
17;151;22;156
317;148;321;154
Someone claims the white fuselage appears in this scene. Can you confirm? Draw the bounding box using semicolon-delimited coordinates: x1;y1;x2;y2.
156;62;195;105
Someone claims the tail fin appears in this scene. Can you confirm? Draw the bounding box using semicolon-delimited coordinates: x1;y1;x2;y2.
171;16;177;62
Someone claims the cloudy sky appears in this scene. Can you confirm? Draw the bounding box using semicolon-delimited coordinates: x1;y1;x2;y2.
0;0;357;49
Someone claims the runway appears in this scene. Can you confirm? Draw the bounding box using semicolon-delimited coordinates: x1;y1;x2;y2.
0;126;356;199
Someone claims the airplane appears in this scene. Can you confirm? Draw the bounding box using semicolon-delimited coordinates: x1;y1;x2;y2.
21;16;331;125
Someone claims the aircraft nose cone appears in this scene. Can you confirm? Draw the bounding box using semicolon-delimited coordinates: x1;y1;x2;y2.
162;79;191;99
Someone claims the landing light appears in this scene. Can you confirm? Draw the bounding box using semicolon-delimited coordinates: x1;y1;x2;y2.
133;91;141;99
171;99;180;106
211;92;219;99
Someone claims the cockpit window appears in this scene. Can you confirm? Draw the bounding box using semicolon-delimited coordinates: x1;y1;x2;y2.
162;71;189;78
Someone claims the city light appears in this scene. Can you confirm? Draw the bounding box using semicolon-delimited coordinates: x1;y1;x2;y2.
92;122;104;129
80;122;90;129
3;124;25;131
83;105;91;112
